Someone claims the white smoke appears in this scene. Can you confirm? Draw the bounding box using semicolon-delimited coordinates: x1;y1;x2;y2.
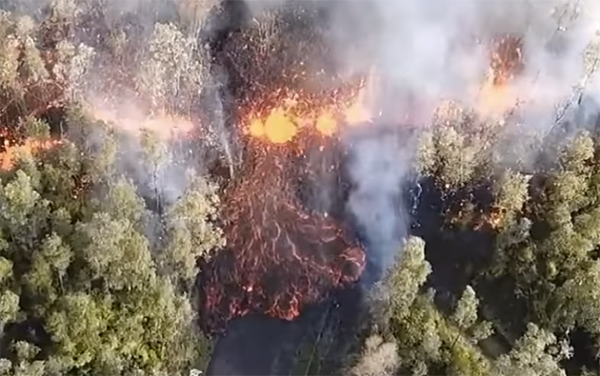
344;127;416;277
326;0;599;117
242;0;600;274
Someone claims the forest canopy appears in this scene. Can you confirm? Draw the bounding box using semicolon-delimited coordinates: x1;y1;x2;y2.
0;0;600;376
0;1;223;375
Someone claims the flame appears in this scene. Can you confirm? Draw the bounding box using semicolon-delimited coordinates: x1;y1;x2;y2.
476;35;524;117
1;134;61;171
474;207;505;231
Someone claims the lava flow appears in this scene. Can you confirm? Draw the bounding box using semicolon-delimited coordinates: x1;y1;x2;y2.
198;92;368;334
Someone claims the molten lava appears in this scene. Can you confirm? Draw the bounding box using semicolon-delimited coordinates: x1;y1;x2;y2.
198;92;369;334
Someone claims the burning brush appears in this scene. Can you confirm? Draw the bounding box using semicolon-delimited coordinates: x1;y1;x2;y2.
0;126;62;171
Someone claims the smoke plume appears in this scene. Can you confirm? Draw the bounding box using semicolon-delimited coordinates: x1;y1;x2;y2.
241;0;600;275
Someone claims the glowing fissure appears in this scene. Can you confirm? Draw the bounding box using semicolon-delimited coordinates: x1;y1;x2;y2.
198;88;371;333
198;141;366;333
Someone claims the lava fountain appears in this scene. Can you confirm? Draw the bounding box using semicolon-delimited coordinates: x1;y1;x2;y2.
197;87;370;334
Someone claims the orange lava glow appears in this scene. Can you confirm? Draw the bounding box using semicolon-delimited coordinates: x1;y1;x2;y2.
245;84;373;144
248;107;298;143
316;112;337;136
198;142;365;333
198;83;370;333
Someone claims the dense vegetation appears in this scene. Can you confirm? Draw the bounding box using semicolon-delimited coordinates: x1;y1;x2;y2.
1;0;600;375
0;1;222;375
349;124;600;376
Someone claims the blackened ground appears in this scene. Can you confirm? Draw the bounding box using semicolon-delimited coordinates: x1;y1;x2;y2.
206;285;367;376
205;314;296;375
410;177;496;311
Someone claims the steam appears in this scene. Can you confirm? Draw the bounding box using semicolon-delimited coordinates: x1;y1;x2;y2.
344;127;416;280
43;0;227;207
241;0;600;273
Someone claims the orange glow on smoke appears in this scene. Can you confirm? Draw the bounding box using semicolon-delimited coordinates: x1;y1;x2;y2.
475;35;524;117
1;136;61;171
476;70;516;116
315;112;337;136
87;100;194;140
343;86;372;125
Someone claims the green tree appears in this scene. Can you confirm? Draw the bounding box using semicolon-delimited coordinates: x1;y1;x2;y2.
161;176;224;285
363;237;492;376
375;236;431;322
0;2;225;375
452;285;479;331
0;119;220;374
136;22;209;112
492;169;530;228
491;323;571;376
348;335;399;376
417;120;492;191
488;131;600;344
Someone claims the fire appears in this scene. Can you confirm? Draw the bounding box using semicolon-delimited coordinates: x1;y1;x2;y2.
1;131;61;171
474;207;505;231
476;36;524;117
